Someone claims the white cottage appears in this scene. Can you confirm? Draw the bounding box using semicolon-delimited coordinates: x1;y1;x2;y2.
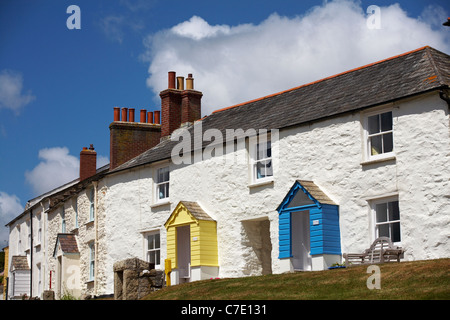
6;46;450;298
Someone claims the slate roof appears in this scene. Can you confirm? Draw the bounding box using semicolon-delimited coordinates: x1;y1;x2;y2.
110;46;450;174
11;256;30;270
276;180;336;211
296;180;336;206
54;233;79;256
180;201;215;221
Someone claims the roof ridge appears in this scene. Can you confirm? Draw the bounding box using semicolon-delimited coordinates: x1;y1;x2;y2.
424;46;447;86
212;46;431;114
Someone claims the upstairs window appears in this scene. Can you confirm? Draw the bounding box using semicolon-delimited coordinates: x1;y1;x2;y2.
365;110;394;160
61;207;66;233
251;139;273;183
74;197;78;229
156;166;170;202
89;188;95;222
37;214;42;243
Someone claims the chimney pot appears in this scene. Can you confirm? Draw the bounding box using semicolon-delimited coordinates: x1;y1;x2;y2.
154;110;161;124
129;108;135;122
168;71;176;89
114;107;120;121
121;108;128;122
186;74;194;90
147;111;154;124
177;76;184;90
140;109;146;123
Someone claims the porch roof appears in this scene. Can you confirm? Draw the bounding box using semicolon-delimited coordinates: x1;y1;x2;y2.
11;256;29;271
53;233;79;257
277;180;336;212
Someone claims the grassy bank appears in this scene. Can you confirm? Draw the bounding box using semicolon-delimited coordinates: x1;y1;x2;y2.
143;259;450;300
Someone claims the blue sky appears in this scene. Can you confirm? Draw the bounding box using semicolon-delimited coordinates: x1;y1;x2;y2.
0;0;449;244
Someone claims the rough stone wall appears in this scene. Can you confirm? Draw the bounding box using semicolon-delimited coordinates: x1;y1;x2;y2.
46;208;59;293
113;258;164;300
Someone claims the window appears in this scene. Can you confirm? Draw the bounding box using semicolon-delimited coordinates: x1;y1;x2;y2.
89;188;95;222
373;199;401;243
146;232;161;268
37;263;42;295
365;110;394;160
251;139;273;182
27;220;31;249
74;198;78;228
37;214;42;244
61;207;66;233
156;166;169;202
89;242;95;281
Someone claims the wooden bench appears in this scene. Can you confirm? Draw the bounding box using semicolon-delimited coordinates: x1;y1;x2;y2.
343;237;404;266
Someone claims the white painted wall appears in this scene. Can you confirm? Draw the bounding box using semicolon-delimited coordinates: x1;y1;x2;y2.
100;91;449;286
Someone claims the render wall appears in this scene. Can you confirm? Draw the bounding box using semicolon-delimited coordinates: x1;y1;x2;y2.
99;91;449;292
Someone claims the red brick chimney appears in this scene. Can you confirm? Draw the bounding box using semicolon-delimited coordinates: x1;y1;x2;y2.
181;73;202;124
80;144;97;181
109;107;161;170
160;71;202;138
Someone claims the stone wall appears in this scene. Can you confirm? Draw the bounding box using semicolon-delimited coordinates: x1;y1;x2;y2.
113;258;163;300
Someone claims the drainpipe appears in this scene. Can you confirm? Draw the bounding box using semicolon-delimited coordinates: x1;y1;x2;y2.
30;208;33;298
439;89;450;108
40;201;46;293
93;181;98;296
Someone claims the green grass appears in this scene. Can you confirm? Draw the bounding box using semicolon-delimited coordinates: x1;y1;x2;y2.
143;259;450;300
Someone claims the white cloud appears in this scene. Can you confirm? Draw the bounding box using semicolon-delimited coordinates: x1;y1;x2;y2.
25;147;79;195
0;191;24;245
25;147;109;196
0;69;35;114
142;0;450;115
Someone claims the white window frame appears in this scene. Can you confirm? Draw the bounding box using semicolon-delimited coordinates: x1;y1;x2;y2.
61;206;66;233
37;213;42;244
363;108;395;162
371;196;401;245
88;242;95;281
17;225;22;253
89;188;95;222
37;263;42;296
249;134;273;185
145;231;161;269
74;197;78;229
26;220;31;250
154;165;170;204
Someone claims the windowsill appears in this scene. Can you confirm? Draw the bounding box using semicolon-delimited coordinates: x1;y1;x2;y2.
361;155;396;166
151;200;171;208
85;220;94;227
248;178;274;188
85;279;94;284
